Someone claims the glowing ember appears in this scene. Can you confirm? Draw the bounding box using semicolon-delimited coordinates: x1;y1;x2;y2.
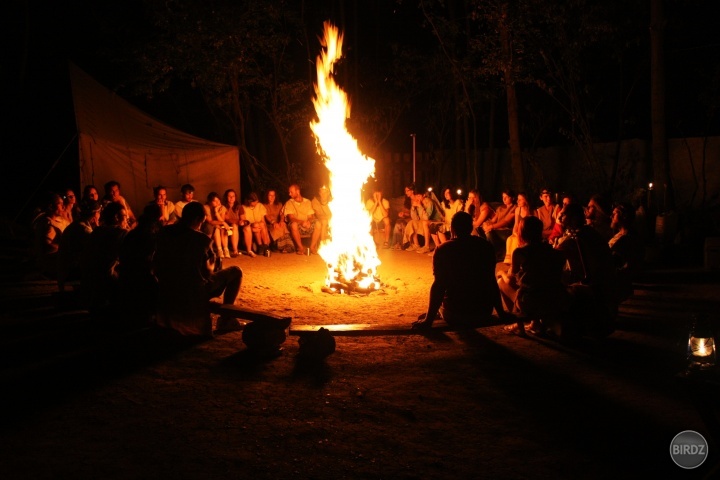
310;22;380;292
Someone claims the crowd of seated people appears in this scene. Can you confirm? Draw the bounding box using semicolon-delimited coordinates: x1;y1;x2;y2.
30;181;280;335
391;184;647;339
30;178;647;340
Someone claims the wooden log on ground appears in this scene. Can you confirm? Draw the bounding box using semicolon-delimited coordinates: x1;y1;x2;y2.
208;303;291;330
290;315;510;337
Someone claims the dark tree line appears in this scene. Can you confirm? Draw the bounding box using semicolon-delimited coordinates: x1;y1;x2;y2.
12;0;717;205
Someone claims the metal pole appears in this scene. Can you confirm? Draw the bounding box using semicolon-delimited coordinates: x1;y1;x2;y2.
410;134;416;184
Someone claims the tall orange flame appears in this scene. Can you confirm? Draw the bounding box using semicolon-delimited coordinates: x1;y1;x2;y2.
310;22;380;291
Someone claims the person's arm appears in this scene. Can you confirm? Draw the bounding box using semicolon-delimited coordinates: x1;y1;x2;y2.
495;205;516;229
380;198;390;218
43;222;59;253
421;199;433;221
203;244;215;277
413;278;445;329
218;206;231;229
410;203;421;221
285;202;301;224
413;252;447;329
371;195;388;215
119;196;136;225
453;200;463;216
238;210;250;228
255;204;268;229
512;208;522;236
265;204;280;225
166;201;177;225
478;203;493;226
205;205;223;227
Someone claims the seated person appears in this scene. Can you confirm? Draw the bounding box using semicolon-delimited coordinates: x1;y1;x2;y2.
404;190;443;254
57;199;101;292
62;188;76;224
483;189;516;261
549;192;575;246
174;184;197;221
32;192;71;277
431;188;463;250
585;193;613;241
81;185;100;204
464;190;493;237
154;202;243;336
204;192;231;258
264;189;293;253
242;192;270;257
501;192;532;266
609;202;644;303
555;203;618;338
223;189;243;257
412;211;510;330
116;203;164;317
149;185;176;225
534;188;560;241
392;184;415;249
366;185;391;248
311;186;332;246
284;184;321;255
497;216;567;335
81;201;129;313
103;180;136;228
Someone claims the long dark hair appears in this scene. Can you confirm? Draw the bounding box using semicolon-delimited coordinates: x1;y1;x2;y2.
222;189;242;213
403;183;415;210
243;191;260;207
265;189;281;206
441;188;458;209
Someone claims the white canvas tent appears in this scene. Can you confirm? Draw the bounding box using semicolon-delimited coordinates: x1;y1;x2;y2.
69;63;240;214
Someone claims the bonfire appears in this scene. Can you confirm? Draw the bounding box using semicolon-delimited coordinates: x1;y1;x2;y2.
310;22;381;294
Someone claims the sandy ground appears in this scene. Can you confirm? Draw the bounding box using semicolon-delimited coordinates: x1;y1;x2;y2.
1;246;720;479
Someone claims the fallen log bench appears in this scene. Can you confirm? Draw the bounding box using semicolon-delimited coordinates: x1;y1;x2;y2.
289;315;510;337
208;303;291;355
208;303;292;330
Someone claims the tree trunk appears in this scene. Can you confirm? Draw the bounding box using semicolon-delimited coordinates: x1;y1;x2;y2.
499;6;524;192
650;0;672;212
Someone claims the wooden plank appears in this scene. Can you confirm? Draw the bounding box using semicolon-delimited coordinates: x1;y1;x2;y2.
208;303;291;329
289;316;510;336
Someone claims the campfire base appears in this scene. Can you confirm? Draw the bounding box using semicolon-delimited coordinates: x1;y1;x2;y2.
322;280;381;296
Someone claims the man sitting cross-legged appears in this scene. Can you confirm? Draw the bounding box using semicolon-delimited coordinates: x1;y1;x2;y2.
284;184;321;255
413;211;511;330
154;202;243;336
